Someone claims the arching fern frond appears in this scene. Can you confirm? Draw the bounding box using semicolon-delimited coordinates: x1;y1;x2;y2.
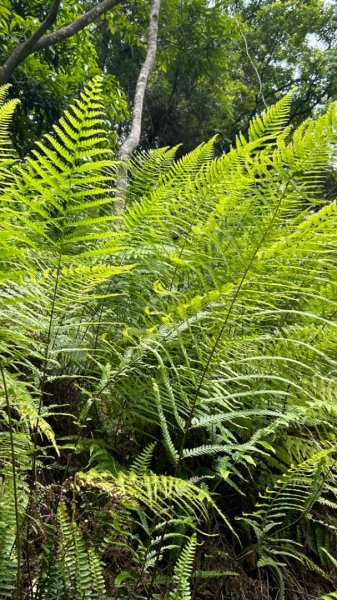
77;469;231;529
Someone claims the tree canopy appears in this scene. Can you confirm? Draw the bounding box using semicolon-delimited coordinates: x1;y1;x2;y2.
1;0;337;154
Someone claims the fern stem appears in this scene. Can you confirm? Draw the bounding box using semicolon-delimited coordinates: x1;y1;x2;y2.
0;366;22;600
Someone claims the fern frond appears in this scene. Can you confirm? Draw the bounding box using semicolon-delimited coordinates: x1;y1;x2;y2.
78;469;231;527
169;534;198;600
0;84;19;176
153;380;179;466
129;442;156;474
246;91;294;144
56;501;106;600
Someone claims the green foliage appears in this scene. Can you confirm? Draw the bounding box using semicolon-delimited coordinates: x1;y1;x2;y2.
2;0;337;159
0;84;19;180
37;501;106;600
102;0;337;152
0;414;30;599
239;448;337;586
0;469;28;599
0;1;128;154
0;480;18;598
169;534;197;600
0;77;131;599
1;77;337;598
78;469;225;526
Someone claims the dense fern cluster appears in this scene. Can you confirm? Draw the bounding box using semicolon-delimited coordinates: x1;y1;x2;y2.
1;78;337;599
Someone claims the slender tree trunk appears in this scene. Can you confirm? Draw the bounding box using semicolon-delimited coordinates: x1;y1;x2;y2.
115;0;161;214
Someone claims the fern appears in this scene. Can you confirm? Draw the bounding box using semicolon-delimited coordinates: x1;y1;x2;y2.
38;501;106;600
239;448;337;588
2;78;337;599
0;84;19;186
77;469;228;526
0;477;22;599
0;431;30;599
169;534;197;600
129;441;156;474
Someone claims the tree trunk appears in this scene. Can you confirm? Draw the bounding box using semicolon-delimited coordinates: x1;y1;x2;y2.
115;0;161;214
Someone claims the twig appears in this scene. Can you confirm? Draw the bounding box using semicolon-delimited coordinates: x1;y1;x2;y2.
234;15;267;109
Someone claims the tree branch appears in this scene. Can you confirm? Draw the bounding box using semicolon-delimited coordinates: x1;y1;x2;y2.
115;0;161;213
234;14;267;109
0;0;124;85
33;0;123;51
0;0;61;85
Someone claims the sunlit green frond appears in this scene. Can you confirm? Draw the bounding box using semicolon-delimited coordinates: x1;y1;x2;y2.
78;469;230;527
246;91;294;144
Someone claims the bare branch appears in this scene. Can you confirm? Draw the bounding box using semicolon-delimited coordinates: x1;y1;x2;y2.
116;0;161;213
0;0;61;85
34;0;124;51
234;14;267;110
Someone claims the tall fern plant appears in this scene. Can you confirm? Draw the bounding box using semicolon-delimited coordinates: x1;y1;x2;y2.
93;93;337;596
1;79;337;599
0;78;132;599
